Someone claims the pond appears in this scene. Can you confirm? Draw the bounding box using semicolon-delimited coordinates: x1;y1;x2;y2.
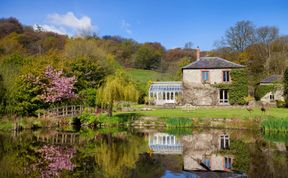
0;127;287;178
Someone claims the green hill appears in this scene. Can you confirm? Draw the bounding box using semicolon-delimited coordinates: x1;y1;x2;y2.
126;68;173;83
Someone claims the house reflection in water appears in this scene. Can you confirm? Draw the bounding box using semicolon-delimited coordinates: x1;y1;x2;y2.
147;131;248;177
182;132;234;172
148;133;182;154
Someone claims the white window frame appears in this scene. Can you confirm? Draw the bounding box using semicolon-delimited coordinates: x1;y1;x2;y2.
219;89;229;103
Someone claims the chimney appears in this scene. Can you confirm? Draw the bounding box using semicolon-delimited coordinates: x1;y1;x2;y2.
196;46;200;61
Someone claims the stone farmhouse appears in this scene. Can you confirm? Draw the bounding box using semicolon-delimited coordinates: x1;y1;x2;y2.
149;49;245;106
257;75;284;104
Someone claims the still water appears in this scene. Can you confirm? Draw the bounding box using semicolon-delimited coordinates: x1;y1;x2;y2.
0;127;287;178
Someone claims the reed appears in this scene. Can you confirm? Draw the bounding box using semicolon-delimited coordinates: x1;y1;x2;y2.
261;117;288;133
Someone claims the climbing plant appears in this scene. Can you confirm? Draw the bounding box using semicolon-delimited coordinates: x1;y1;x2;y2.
254;85;275;101
214;69;248;105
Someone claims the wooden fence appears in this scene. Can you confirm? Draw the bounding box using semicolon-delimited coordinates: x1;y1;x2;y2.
36;132;80;145
39;105;97;118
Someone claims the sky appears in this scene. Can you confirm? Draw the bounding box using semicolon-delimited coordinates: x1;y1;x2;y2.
1;0;288;50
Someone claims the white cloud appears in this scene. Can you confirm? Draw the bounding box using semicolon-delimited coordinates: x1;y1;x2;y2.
121;20;132;34
33;24;67;35
34;12;97;36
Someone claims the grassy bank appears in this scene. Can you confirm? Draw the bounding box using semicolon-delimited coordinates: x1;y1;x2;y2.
131;107;288;120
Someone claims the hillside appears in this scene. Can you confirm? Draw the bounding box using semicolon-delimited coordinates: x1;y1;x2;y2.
126;68;174;83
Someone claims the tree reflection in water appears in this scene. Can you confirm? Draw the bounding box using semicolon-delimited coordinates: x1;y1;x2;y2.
0;128;287;178
39;145;75;178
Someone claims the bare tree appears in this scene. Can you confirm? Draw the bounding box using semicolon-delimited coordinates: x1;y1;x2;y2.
256;26;279;57
224;20;256;52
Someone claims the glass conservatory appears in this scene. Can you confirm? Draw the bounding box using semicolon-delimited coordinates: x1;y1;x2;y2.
149;81;182;105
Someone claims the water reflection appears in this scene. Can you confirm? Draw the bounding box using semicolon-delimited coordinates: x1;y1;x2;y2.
0;128;287;178
148;133;182;154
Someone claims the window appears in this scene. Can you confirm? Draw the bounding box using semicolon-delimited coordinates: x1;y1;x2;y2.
223;71;230;82
220;89;228;103
202;71;209;82
167;92;170;100
220;134;230;149
224;157;232;169
270;94;275;101
171;92;174;100
163;92;166;100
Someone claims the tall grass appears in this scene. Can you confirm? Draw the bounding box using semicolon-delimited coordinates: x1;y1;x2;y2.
261;117;288;133
163;117;193;127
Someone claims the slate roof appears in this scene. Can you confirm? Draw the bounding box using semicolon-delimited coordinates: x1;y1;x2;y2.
260;75;282;84
182;57;244;69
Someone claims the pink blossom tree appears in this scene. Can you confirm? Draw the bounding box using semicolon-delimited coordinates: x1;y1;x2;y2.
41;66;76;103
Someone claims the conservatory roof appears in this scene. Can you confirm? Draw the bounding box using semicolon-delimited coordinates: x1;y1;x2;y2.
149;81;182;92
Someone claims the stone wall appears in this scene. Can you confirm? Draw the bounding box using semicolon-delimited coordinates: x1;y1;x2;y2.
261;88;284;103
183;69;231;84
183;82;219;105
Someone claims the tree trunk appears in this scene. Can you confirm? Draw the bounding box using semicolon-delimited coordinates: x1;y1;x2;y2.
108;101;113;117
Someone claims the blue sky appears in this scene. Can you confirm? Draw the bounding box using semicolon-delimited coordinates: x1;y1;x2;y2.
1;0;287;50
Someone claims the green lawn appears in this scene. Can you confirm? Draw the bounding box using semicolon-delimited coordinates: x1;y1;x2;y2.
126;68;173;84
123;107;288;120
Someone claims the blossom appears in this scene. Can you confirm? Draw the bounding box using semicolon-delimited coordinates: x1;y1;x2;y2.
41;66;76;103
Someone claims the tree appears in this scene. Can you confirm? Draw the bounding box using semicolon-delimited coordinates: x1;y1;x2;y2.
223;20;255;51
134;43;164;70
0;75;6;113
284;68;288;106
97;71;139;117
0;17;23;38
69;57;112;90
256;26;279;58
40;66;76;103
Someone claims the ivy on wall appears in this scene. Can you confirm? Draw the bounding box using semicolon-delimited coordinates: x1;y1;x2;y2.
213;69;248;105
254;85;275;101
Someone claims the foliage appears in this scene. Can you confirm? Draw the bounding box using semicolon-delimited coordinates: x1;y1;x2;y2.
220;140;251;172
214;69;248;105
0;75;6;113
69;57;112;90
133;43;164;70
78;111;98;126
284;68;288;106
244;95;254;104
261;117;288;133
263;133;288;144
14;74;43;116
163;117;193;127
78;88;97;107
40;66;76;103
255;84;275;101
97;70;139;116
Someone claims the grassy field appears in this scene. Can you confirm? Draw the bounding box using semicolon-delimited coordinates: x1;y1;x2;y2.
124;107;288;120
126;68;173;84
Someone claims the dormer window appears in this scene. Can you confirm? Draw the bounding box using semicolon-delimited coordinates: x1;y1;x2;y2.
202;71;209;82
223;71;230;82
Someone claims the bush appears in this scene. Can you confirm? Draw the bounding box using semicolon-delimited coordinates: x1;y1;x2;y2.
276;100;285;108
